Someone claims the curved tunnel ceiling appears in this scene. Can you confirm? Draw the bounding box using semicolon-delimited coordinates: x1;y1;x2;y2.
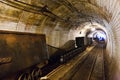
0;0;109;30
0;1;118;49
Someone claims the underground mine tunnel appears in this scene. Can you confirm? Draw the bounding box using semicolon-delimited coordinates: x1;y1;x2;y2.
0;0;119;80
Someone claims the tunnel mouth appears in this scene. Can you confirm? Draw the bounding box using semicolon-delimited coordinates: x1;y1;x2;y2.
79;22;108;47
86;30;107;47
93;30;107;43
71;22;109;48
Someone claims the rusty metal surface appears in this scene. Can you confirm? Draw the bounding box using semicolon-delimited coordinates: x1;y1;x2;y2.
0;30;48;78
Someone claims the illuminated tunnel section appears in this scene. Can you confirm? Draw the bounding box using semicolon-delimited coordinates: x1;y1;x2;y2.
86;29;107;47
78;22;108;47
93;30;107;44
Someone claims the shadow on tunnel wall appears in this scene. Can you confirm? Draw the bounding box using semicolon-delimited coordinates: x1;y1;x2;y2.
47;40;75;57
104;50;119;80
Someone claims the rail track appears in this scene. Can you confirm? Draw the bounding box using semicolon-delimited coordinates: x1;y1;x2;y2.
71;46;106;80
18;46;107;80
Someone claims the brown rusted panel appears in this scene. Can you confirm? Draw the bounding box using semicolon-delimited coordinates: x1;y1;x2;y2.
0;30;48;78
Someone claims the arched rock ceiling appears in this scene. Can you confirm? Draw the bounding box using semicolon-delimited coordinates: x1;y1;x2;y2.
0;0;110;31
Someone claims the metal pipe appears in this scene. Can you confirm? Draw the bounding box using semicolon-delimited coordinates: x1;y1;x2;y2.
0;0;67;22
58;0;79;13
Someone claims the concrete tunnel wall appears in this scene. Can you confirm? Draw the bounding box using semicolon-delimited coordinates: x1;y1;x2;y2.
0;0;120;79
89;0;120;79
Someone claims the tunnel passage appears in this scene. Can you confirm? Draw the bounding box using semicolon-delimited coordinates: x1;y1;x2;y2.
75;22;108;48
87;29;107;47
0;0;119;80
92;30;107;46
